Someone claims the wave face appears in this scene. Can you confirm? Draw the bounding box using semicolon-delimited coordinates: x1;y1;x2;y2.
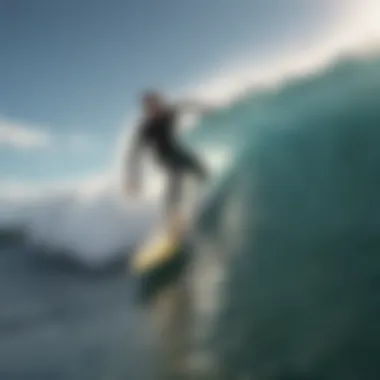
187;55;380;379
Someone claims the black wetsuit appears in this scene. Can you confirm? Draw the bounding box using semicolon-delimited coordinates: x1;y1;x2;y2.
133;107;206;212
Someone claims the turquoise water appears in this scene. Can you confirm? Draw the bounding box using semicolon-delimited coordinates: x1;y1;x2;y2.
188;54;380;379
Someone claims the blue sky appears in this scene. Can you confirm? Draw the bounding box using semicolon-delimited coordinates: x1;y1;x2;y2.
0;0;356;186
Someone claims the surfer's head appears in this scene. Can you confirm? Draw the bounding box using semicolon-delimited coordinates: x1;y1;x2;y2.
141;90;165;116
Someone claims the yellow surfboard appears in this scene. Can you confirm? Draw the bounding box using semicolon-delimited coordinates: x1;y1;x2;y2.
131;215;188;276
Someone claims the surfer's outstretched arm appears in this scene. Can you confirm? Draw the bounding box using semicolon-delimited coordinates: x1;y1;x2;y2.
175;101;218;116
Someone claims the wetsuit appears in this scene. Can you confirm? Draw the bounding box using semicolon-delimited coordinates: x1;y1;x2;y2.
130;107;206;213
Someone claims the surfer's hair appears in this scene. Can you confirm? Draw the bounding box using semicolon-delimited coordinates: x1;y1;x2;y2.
141;90;163;104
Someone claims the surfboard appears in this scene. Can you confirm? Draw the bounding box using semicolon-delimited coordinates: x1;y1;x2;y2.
130;176;209;279
131;214;188;276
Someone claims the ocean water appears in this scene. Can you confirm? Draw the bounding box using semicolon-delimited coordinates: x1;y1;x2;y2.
1;52;380;379
0;246;161;380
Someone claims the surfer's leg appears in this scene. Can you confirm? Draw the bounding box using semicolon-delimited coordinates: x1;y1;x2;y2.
165;167;188;234
190;155;208;181
166;167;183;218
179;149;208;181
164;150;206;231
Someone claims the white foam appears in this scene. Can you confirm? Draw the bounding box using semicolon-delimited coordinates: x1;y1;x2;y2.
0;180;160;268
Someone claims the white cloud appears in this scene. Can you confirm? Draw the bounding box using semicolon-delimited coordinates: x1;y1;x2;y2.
0;116;100;153
0;116;51;149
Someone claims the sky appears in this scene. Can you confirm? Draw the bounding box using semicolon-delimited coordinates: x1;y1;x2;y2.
0;0;378;193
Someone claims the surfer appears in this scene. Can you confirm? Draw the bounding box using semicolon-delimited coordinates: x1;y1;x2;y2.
126;90;214;221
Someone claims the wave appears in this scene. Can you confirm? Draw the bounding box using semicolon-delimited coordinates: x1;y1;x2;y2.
183;54;380;379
